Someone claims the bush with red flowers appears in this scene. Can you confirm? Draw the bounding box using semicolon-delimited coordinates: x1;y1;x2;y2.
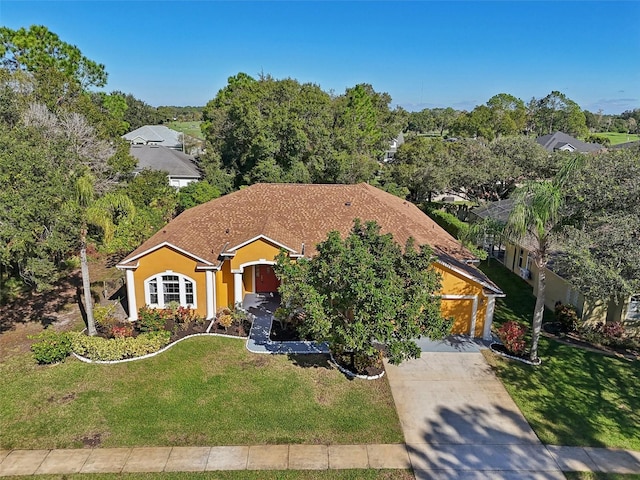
497;321;528;356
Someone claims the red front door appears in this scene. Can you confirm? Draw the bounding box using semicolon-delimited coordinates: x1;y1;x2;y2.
256;264;280;293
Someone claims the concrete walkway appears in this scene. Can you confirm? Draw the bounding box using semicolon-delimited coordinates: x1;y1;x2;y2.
384;350;640;479
0;445;411;475
2;444;639;477
244;293;329;355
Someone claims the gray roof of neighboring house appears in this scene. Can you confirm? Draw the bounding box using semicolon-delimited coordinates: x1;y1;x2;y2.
536;131;602;153
129;145;201;179
123;125;182;148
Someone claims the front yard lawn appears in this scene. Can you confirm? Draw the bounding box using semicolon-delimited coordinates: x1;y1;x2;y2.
480;260;640;451
0;336;403;449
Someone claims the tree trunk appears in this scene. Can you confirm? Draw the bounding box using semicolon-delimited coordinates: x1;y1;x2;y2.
80;228;97;336
530;261;546;362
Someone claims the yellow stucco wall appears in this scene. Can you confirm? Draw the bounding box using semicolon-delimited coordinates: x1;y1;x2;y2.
217;260;233;310
133;246;207;317
216;238;282;309
435;263;488;336
230;238;282;270
442;298;473;334
130;240;491;337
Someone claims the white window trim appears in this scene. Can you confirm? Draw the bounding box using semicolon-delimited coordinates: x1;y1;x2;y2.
144;272;197;309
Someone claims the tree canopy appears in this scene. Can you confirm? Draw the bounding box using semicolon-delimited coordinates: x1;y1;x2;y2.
274;220;451;366
558;147;640;301
201;73;404;188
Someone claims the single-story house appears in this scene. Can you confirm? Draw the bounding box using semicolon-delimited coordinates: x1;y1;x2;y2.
129;144;201;188
117;183;504;339
471;200;640;325
536;131;602;153
123;125;183;150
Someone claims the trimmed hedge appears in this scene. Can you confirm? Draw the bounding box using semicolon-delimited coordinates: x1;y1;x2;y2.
423;207;469;238
69;331;171;361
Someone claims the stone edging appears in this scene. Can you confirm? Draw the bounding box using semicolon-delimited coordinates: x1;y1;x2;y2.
72;332;247;365
329;352;386;380
489;343;542;366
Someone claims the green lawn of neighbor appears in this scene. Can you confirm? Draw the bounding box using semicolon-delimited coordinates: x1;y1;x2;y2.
0;337;403;449
167;121;204;140
592;132;639;145
480;260;640;451
479;259;554;329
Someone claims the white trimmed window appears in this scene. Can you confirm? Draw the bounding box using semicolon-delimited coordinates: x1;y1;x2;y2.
626;295;640;321
144;273;196;308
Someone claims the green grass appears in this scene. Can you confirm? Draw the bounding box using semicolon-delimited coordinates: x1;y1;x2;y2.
0;337;403;449
8;472;414;480
479;260;640;450
167;121;204;140
478;259;554;328
592;132;639;145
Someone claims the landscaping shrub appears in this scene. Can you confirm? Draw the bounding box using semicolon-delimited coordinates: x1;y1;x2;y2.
497;320;527;356
110;322;134;338
69;331;171;361
555;302;580;333
137;306;167;332
423;207;469;238
30;329;72;364
217;311;233;331
603;321;625;340
579;321;638;350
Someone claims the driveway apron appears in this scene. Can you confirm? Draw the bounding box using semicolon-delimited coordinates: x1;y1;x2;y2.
385;349;563;478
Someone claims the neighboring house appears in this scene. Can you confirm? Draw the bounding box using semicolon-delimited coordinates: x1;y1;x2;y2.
382;132;405;162
536;131;602;153
129;145;201;188
117;183;504;339
471;200;640;326
123;125;183;150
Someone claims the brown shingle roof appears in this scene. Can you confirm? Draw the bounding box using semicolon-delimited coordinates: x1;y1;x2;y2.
119;183;501;293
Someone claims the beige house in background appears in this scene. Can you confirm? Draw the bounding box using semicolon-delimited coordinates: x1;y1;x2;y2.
471;199;640;326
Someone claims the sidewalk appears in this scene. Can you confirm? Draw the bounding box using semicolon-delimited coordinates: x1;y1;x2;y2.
1;444;639;476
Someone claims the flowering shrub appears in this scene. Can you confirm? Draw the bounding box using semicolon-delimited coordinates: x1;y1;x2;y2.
497;321;528;356
554;303;580;333
174;305;196;324
110;323;134;338
602;321;625;340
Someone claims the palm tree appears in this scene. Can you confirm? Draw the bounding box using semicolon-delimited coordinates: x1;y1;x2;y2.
506;158;581;362
76;174;135;335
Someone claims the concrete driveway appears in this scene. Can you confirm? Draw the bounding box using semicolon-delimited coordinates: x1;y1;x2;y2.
385;350;565;479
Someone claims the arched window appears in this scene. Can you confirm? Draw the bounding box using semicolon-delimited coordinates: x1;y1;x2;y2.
144;273;196;308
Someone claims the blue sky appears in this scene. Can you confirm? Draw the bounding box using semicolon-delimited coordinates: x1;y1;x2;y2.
1;1;639;114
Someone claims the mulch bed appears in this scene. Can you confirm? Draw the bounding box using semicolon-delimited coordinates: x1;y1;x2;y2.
489;342;541;366
207;319;251;338
331;351;385;378
97;317;251;343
